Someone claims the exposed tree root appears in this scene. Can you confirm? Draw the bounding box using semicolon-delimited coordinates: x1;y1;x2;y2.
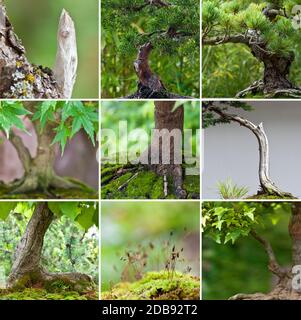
236;80;301;98
6;174;94;196
229;287;301;300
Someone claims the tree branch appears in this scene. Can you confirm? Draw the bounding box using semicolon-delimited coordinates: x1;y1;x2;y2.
202;34;249;46
250;230;286;277
9;131;32;175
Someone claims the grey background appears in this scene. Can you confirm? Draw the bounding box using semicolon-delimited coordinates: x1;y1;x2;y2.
203;101;301;199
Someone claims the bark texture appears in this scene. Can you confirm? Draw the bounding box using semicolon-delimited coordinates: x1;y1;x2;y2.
0;2;76;99
208;105;291;197
7;203;94;291
139;101;187;198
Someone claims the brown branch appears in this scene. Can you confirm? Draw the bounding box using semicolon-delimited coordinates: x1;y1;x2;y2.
250;230;286;277
9;131;32;174
202;34;249;46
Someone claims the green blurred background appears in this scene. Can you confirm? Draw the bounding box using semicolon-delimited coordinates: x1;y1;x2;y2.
203;210;291;300
6;0;98;98
101;101;200;159
101;202;200;291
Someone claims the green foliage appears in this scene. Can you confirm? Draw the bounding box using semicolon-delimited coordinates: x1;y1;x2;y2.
0;201;98;231
101;0;200;97
0;101;98;155
203;205;291;299
0;101;31;138
32;101;99;154
202;202;291;245
217;178;249;199
202;101;252;128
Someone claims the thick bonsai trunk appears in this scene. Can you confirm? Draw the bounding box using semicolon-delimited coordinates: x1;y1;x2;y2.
209;106;291;197
139;101;186;198
9;121;80;194
237;45;301;98
7;203;93;291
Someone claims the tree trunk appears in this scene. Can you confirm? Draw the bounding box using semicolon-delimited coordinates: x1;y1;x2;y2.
209;106;291;197
9;121;79;194
7;203;94;291
139;101;186;198
125;42;191;99
289;203;301;266
0;2;77;99
250;44;294;94
7;203;54;287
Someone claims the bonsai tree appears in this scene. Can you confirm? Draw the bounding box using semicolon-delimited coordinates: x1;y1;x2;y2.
0;0;77;99
203;201;301;300
203;0;301;98
0;100;98;197
0;201;98;296
102;100;200;199
202;101;292;198
102;0;200;98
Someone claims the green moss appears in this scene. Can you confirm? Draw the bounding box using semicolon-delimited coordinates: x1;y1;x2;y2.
0;184;97;199
102;271;200;300
101;165;200;199
0;288;98;300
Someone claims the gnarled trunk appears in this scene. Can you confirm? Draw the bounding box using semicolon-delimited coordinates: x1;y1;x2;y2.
209;106;291;197
7;203;93;291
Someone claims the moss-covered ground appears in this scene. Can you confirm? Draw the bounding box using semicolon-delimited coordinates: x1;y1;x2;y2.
102;271;200;300
0;288;98;300
101;164;200;199
0;179;98;199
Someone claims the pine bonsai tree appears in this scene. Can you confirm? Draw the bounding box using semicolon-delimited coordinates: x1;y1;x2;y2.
203;201;301;300
0;202;98;293
102;0;200;98
203;101;292;198
203;0;301;98
0;101;98;198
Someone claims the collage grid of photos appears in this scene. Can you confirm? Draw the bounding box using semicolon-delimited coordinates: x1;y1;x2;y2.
0;0;301;302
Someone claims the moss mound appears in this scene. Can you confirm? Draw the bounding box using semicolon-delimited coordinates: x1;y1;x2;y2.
0;288;98;300
102;271;200;300
101;164;200;199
